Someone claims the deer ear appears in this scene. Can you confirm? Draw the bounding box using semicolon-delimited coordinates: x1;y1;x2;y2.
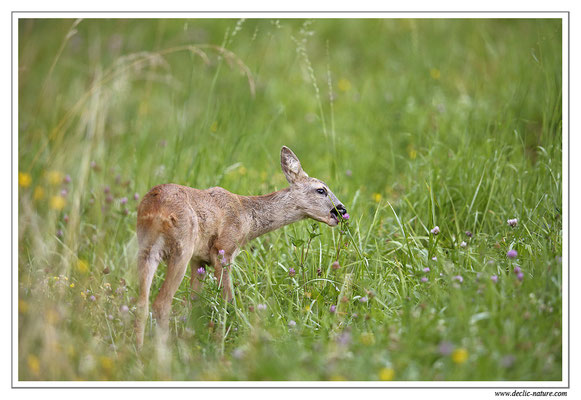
281;146;309;184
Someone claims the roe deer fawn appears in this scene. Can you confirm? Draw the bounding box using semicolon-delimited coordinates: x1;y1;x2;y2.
135;146;348;348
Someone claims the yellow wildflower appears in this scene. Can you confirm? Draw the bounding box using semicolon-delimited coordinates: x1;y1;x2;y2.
50;196;66;211
19;172;32;187
46;171;63;185
408;148;417;160
27;354;40;375
80;291;87;299
19;299;29;314
33;186;45;200
373;193;382;203
210;121;218;132
69;283;75;288
100;356;114;373
76;259;89;274
452;348;469;364
305;305;310;312
338;78;352;92
378;367;395;381
430;68;441;80
360;332;375;346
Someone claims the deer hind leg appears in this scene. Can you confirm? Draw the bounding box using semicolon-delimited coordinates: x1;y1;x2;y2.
152;244;194;334
135;238;164;350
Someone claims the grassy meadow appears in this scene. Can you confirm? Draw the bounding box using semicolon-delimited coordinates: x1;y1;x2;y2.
17;18;563;382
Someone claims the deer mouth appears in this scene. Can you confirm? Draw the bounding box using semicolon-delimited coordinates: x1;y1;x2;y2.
329;205;347;226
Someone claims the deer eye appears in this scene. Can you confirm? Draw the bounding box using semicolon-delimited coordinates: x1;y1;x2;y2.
316;188;327;195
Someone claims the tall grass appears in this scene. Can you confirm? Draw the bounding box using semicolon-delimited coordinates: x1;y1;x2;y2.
18;18;562;381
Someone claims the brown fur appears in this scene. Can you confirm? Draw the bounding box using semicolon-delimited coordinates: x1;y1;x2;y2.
135;146;347;348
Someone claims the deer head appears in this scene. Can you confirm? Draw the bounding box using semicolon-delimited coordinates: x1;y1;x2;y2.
280;146;347;227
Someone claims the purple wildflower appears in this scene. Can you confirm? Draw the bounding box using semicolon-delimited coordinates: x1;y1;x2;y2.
431;256;438;261
120;197;128;205
507;249;518;259
452;275;463;283
423;267;430;273
56;229;63;237
330;304;337;313
438;341;454;356
465;231;473;238
104;186;110;194
197;267;206;276
288;320;297;327
218;249;225;256
120;305;129;313
517;272;524;281
501;355;516;368
491;275;498;283
60;189;68;197
64;174;71;184
257;303;267;311
460;241;467;248
342;213;350;220
89;295;96;302
513;265;521;274
133;193;140;201
430;226;440;235
345;169;352;177
507;218;518;227
359;297;368;303
421;277;429;283
288;267;296;277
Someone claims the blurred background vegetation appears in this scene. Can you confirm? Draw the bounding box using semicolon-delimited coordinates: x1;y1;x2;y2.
18;18;562;381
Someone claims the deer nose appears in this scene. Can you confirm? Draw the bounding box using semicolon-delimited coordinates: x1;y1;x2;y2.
336;204;347;215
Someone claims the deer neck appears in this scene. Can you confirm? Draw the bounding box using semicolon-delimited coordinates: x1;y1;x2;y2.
240;187;305;240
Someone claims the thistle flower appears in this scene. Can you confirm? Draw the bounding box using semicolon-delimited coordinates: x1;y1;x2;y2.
430;226;440;235
507;218;518;227
513;265;521;274
517;272;524;281
507;249;518;259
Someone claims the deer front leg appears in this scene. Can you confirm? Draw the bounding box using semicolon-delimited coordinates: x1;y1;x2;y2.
211;248;234;302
